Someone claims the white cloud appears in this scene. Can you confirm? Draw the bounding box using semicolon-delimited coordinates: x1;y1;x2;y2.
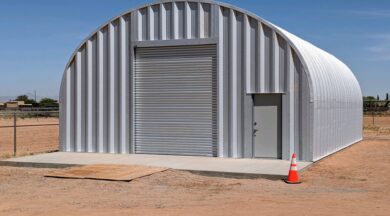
344;10;390;18
367;54;390;61
367;46;390;61
365;33;390;61
368;46;386;53
368;33;390;40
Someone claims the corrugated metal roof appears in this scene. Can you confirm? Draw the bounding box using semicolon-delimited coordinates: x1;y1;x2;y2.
62;0;362;104
59;0;362;161
275;26;362;102
275;27;363;160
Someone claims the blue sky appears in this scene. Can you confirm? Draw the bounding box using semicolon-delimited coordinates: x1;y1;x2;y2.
0;0;389;99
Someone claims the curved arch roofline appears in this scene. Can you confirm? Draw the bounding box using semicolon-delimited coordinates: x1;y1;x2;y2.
59;0;363;161
61;0;362;104
60;0;319;99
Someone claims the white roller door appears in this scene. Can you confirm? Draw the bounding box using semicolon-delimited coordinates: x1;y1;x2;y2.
134;45;217;156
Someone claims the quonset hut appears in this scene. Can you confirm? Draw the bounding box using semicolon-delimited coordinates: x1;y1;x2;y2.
59;0;362;161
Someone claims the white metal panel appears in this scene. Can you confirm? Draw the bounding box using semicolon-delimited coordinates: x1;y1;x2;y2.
97;29;106;153
161;3;167;40
87;40;93;152
173;2;179;39
59;0;362;161
259;23;265;92
148;6;155;41
273;31;280;93
287;46;295;156
217;6;224;157
230;9;238;158
76;51;82;152
185;2;191;39
119;16;128;153
199;2;205;38
244;15;252;93
65;67;72;152
134;45;217;156
275;27;362;161
137;10;143;41
109;23;116;153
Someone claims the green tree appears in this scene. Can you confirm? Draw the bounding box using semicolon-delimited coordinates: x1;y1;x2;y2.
363;96;376;101
15;94;37;106
386;93;389;101
39;98;58;107
15;95;29;102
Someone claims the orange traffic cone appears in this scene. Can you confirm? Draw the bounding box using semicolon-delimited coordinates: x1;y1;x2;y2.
284;153;301;184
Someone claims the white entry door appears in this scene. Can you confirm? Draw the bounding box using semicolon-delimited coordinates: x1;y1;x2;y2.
253;95;282;158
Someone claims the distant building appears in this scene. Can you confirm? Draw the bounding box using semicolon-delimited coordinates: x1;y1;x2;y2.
2;101;33;110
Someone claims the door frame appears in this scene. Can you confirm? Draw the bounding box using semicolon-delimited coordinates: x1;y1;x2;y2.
130;39;219;156
252;93;283;159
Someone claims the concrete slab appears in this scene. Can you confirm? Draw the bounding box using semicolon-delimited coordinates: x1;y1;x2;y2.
0;152;312;179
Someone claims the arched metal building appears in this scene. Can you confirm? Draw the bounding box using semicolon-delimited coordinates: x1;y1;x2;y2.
59;0;362;161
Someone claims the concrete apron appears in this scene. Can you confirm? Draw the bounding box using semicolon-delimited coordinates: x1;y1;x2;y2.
0;152;312;180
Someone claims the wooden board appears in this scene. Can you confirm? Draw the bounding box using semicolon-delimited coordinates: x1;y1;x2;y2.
45;164;169;181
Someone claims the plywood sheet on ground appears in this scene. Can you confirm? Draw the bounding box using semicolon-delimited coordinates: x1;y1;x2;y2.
45;164;169;181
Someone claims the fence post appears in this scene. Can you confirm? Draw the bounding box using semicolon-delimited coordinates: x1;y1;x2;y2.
13;112;16;157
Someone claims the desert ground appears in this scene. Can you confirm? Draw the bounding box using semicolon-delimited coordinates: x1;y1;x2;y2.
363;115;390;138
0;117;58;157
0;116;389;215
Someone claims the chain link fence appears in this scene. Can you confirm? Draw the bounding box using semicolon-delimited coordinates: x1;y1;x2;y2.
0;111;59;158
0;108;388;158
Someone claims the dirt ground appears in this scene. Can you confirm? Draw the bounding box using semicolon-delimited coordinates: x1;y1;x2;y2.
0;117;58;157
0;117;389;215
363;116;390;138
0;116;385;157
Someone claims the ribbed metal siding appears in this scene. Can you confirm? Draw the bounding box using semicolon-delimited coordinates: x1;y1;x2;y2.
59;15;131;154
59;0;362;161
134;45;217;156
59;1;296;158
276;27;362;161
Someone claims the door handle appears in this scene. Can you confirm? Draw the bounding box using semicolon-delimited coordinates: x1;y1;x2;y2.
253;129;258;137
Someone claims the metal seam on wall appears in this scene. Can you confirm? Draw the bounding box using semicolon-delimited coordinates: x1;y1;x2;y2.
59;0;362;161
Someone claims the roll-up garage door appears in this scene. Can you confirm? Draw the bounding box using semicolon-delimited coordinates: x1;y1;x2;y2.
134;45;217;156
